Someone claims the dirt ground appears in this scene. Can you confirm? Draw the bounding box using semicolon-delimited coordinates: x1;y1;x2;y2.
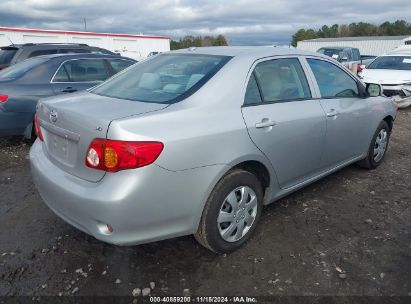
0;109;410;299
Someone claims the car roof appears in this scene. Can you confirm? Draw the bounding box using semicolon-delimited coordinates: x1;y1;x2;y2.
171;46;326;60
35;53;135;61
380;53;411;57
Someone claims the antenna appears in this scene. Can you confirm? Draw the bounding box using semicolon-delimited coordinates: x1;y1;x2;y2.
6;36;14;46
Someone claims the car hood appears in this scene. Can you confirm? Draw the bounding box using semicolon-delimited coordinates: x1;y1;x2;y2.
361;69;411;85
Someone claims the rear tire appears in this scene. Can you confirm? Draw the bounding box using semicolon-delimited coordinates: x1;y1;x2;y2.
357;120;390;169
195;169;263;254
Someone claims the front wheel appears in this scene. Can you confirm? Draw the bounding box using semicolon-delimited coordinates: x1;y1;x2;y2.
195;169;263;253
357;120;390;169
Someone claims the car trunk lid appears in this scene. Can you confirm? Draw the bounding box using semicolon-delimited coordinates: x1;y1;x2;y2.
37;91;168;182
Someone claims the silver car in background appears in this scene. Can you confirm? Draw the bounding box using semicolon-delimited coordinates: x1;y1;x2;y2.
30;47;397;253
359;51;411;108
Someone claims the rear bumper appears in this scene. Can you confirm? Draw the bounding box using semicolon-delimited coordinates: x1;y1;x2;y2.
0;108;33;136
30;140;225;246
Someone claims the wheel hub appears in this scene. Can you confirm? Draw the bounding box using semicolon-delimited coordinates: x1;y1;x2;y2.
217;186;258;243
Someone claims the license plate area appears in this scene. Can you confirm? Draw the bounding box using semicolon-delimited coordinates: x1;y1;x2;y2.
48;133;68;160
44;130;78;167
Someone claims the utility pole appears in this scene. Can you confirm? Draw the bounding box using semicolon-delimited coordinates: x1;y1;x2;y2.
83;18;87;32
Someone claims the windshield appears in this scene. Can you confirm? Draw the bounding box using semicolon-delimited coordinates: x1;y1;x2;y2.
92;53;232;104
0;48;18;66
0;57;47;79
367;56;411;70
317;48;344;61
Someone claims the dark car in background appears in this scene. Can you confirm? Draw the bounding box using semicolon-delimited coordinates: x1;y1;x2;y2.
0;43;117;70
0;53;136;138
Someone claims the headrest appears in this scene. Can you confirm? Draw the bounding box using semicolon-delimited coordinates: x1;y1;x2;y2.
138;73;162;90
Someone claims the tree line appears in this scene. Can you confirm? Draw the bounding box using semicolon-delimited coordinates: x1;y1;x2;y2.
291;20;411;46
171;35;228;50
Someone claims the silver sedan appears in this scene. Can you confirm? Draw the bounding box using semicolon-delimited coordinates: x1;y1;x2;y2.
30;47;397;253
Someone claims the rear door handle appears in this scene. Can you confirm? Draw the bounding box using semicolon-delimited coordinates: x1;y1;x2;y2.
326;109;339;117
255;119;277;128
62;87;77;93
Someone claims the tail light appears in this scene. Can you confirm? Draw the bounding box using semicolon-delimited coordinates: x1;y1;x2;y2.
85;139;163;172
0;94;8;103
34;113;44;141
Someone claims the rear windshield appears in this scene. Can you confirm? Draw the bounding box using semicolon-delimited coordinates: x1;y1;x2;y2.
317;48;344;61
0;57;47;79
92;53;232;104
367;56;411;70
0;48;18;66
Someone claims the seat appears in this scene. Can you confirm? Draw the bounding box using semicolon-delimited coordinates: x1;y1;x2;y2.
185;74;204;90
72;66;86;81
138;73;163;90
258;71;282;101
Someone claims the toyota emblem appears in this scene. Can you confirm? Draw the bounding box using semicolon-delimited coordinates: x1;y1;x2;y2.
49;110;58;123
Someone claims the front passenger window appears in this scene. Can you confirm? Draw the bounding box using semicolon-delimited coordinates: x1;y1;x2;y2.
307;59;359;98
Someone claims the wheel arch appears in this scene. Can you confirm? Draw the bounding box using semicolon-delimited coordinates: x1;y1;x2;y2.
383;115;394;132
193;156;279;232
230;160;271;194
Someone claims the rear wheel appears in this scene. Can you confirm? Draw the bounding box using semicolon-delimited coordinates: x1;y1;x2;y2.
357;120;390;169
195;169;263;253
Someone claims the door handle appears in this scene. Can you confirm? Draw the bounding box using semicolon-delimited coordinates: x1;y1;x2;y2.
326;109;339;117
255;119;277;128
62;87;77;93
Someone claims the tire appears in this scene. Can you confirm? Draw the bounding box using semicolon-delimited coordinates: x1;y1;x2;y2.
22;122;36;143
357;120;390;169
195;169;263;254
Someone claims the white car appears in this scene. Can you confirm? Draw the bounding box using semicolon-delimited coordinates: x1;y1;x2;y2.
359;53;411;108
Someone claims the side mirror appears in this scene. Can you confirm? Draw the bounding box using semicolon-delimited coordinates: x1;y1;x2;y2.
341;56;348;62
366;83;383;97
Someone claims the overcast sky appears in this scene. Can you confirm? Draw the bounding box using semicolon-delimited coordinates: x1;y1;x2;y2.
1;0;410;45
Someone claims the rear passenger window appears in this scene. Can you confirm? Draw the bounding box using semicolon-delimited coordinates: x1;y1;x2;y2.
53;59;109;82
307;59;359;98
107;59;135;73
252;58;311;103
28;49;58;58
244;73;262;105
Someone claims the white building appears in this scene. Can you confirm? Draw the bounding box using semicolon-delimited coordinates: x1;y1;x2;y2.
0;26;170;58
297;36;411;56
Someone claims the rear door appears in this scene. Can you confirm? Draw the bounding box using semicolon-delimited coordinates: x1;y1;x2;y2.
241;57;327;189
51;58;110;94
303;57;372;169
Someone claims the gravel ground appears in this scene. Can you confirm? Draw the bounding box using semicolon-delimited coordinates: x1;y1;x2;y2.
0;109;410;298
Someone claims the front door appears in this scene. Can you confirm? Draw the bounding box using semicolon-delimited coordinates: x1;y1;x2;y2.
304;58;372;169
